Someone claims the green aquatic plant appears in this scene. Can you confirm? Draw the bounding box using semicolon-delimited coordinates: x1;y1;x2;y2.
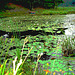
61;35;75;57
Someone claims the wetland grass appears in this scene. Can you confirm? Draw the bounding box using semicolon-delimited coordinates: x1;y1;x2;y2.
62;35;75;57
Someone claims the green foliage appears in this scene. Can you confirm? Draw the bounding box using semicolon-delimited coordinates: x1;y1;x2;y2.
0;0;9;11
0;60;8;75
43;0;64;9
62;36;75;57
7;0;64;10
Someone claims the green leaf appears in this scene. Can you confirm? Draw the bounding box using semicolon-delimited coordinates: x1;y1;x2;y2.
57;31;61;33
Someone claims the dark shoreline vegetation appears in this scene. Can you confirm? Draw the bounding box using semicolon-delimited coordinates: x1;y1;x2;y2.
0;4;75;75
0;5;75;18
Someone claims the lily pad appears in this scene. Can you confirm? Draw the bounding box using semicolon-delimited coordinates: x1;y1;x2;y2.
57;31;61;33
54;28;58;30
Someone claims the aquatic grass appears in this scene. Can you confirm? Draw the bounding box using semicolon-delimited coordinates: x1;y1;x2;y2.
0;59;8;75
33;53;43;75
61;35;75;57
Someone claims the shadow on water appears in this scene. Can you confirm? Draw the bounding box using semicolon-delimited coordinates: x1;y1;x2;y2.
0;27;67;39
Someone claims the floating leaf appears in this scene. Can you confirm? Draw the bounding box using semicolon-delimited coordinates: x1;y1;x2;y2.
57;31;61;33
54;28;58;30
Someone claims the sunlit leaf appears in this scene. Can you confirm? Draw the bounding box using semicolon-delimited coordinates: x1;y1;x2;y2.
57;31;61;33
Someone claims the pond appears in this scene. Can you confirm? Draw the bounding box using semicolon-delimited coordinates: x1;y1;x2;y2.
0;14;75;75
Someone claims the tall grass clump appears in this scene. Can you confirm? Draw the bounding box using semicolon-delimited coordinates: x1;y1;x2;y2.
61;35;75;57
